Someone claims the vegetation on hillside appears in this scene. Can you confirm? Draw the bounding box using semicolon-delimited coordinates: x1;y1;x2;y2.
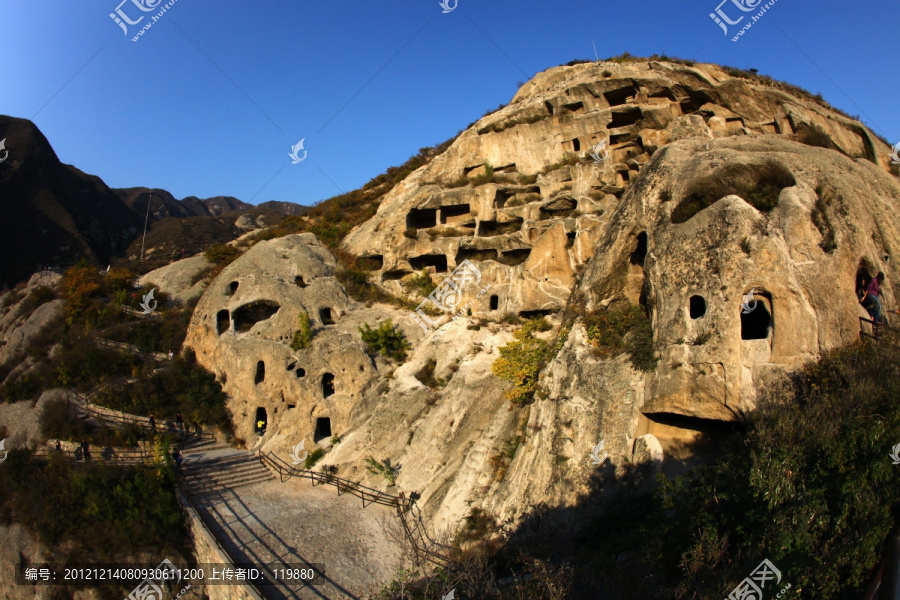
491;318;553;405
0;453;188;564
583;304;658;372
289;311;314;350
360;320;411;362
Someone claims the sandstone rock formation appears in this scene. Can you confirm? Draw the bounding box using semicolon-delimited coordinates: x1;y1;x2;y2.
182;59;900;535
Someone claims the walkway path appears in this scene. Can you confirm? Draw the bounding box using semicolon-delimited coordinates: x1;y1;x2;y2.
181;443;401;600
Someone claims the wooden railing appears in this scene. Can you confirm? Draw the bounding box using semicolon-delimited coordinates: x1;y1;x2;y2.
860;316;883;341
257;451;451;566
32;446;152;465
258;451;409;509
66;389;215;442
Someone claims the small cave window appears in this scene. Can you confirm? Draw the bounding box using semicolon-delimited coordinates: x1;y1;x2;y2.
216;310;230;335
545;101;554;116
254;407;267;432
409;254;449;273
689;295;706;319
295;275;307;288
286;361;297;371
254;361;265;384
319;307;335;325
322;373;335;398
296;367;306;378
630;232;648;267
407;208;438;229
490;295;499;311
287;404;296;409
226;281;239;296
572;138;581;152
741;297;772;340
314;417;332;442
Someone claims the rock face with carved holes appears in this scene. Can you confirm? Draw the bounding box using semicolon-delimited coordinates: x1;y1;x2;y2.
182;60;900;536
183;233;417;447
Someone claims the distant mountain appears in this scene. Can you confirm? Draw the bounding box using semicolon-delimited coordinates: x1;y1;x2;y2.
0;115;314;287
0;115;144;287
181;195;252;217
256;200;308;216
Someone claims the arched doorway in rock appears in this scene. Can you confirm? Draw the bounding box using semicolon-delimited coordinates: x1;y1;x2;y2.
740;294;772;340
322;373;335;398
314;417;332;443
254;407;267;434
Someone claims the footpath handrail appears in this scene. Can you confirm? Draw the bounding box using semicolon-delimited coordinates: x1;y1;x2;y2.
258;451;408;509
258;450;451;566
32;446;152;465
66;388;215;442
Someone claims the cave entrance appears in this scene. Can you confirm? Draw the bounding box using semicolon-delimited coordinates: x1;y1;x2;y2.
322;373;335;398
490;295;499;311
233;301;281;333
254;407;267;433
319;307;335;325
407;208;437;229
630;232;648;267
216;310;231;335
689;295;706;319
315;417;332;443
254;360;265;384
409;254;448;273
741;294;772;340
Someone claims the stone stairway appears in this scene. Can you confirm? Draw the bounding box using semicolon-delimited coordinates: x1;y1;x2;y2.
180;447;274;494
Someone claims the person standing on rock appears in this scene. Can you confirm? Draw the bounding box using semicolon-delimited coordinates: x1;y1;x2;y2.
148;413;156;433
81;440;90;462
861;272;886;324
176;411;184;436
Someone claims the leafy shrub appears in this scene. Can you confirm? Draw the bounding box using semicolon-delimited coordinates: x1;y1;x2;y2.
304;448;325;469
491;318;551;405
360;320;411;362
289;311;313;350
92;349;232;434
672;161;795;223
405;269;437;298
470;162;495;186
365;457;400;485
584;304;657;371
204;244;241;266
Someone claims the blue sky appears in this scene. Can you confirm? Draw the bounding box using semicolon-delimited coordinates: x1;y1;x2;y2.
0;0;896;206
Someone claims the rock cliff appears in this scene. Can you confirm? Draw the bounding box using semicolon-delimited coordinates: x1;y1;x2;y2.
183;59;900;533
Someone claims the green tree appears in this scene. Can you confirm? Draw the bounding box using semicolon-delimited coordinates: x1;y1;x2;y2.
359;320;410;361
290;311;313;350
491;318;551;405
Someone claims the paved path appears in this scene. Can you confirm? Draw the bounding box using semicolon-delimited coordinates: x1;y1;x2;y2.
182;445;402;600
